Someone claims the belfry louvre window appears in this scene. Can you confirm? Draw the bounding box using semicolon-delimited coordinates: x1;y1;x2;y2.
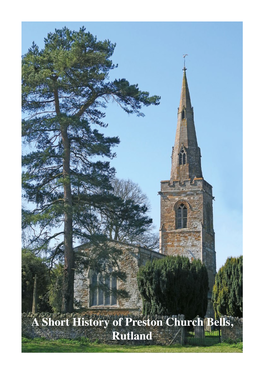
176;203;187;228
179;149;186;165
90;271;117;306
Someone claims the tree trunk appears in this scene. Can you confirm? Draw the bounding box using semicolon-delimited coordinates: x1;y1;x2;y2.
61;123;74;313
54;84;74;313
32;274;37;313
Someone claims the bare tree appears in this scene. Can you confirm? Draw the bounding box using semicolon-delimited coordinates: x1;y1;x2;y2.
96;178;159;250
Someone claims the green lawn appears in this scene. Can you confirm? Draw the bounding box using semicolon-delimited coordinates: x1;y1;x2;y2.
22;337;242;353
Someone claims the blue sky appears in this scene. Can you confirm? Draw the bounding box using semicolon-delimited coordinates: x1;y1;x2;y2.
22;21;243;270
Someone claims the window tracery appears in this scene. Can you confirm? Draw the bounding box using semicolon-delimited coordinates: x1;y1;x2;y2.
179;148;187;165
176;203;187;228
90;270;117;306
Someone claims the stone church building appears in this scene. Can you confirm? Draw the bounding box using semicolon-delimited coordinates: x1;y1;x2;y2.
75;67;216;317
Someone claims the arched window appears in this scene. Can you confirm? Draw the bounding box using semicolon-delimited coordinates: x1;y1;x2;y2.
90;270;117;307
176;203;187;229
179;148;187;165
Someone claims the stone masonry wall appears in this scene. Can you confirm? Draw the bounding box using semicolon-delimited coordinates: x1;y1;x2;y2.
22;313;185;345
74;245;142;311
74;242;164;312
221;316;243;342
159;177;216;318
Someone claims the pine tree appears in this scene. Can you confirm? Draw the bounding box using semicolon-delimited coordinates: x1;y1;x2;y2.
22;27;160;312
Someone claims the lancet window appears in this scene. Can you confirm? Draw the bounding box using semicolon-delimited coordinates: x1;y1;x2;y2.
179;148;187;165
176;203;187;229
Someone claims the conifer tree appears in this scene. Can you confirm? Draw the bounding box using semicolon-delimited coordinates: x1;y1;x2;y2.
137;256;208;319
22;27;160;312
212;256;243;318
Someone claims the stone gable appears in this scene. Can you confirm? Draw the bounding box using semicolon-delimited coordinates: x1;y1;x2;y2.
74;241;164;313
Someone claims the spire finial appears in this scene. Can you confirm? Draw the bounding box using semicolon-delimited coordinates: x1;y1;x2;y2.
183;54;188;71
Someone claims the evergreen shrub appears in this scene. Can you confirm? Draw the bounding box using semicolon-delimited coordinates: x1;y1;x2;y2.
212;256;243;318
137;255;208;319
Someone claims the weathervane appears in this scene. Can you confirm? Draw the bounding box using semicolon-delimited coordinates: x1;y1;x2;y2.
183;54;188;70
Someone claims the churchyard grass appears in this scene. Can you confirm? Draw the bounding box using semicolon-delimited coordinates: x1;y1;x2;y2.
22;337;242;353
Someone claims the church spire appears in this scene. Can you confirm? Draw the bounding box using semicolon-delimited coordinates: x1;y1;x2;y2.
178;67;192;115
170;66;202;182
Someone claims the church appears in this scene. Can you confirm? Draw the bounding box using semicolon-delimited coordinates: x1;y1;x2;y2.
74;66;216;317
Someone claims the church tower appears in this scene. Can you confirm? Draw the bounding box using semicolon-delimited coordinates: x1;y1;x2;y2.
159;66;216;317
